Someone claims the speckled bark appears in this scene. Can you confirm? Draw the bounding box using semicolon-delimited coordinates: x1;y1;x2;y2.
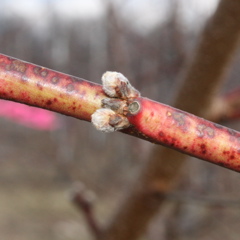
99;1;240;240
127;97;240;171
0;54;105;122
1;53;240;171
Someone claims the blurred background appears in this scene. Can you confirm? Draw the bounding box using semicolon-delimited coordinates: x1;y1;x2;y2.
0;0;240;240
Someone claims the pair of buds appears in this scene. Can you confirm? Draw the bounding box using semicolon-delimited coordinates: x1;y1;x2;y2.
91;72;140;133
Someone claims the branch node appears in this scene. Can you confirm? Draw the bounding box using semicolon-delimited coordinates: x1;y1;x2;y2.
102;98;128;115
91;108;130;133
91;71;140;133
102;71;140;99
128;101;141;115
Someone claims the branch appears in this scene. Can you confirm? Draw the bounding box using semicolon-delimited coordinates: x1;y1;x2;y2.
0;55;104;122
71;182;102;238
0;54;240;172
97;0;240;240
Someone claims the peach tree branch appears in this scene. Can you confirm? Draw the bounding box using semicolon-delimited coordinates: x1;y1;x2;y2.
0;54;240;172
98;1;240;240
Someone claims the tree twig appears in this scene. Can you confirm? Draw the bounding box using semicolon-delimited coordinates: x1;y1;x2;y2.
0;55;240;172
209;88;240;122
71;182;102;238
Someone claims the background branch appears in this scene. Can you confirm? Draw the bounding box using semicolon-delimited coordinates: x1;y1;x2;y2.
71;182;102;239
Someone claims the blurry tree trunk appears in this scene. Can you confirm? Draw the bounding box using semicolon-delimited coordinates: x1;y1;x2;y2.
105;2;129;73
99;0;240;240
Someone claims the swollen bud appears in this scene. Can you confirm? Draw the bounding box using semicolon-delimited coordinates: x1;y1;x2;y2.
102;71;140;99
91;108;130;133
91;71;140;133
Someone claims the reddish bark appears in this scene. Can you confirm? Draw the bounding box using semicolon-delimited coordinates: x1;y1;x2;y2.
0;53;240;172
98;1;240;240
0;54;104;122
127;97;240;171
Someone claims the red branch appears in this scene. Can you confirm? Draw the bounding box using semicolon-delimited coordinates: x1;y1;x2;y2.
126;97;240;171
0;54;104;122
0;54;240;172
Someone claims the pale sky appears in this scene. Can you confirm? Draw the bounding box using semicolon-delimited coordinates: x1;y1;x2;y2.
1;0;219;32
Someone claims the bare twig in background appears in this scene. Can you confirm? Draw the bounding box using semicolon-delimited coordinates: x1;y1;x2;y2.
105;2;129;73
209;88;240;122
71;182;102;238
98;1;240;240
